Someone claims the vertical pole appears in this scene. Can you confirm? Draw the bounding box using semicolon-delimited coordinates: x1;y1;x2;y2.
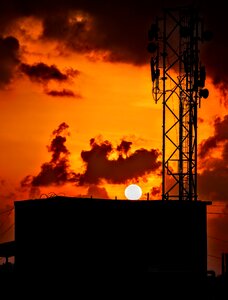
225;253;228;275
179;93;183;201
162;10;166;201
189;100;193;201
179;11;183;201
194;100;198;201
194;14;199;201
222;253;225;276
188;12;194;201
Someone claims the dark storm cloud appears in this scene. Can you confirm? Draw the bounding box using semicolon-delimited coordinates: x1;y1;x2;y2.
21;124;160;190
0;36;20;87
46;89;79;98
52;122;69;136
21;122;78;188
48;135;69;162
198;159;228;201
199;2;228;90
20;62;76;83
40;1;160;64
198;115;228;201
31;159;76;186
0;0;227;89
79;137;161;185
42;13;97;55
116;140;132;155
199;115;228;158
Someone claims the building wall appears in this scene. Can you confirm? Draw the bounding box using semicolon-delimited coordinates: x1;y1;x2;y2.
14;197;208;274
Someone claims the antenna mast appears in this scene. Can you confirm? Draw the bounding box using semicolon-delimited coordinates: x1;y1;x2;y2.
148;7;210;200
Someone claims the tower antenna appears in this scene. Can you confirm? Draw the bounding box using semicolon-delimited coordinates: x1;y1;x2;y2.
148;6;210;200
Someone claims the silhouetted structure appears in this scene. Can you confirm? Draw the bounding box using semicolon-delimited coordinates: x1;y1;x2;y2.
222;253;228;276
14;196;209;275
148;7;210;201
0;241;15;262
0;241;15;273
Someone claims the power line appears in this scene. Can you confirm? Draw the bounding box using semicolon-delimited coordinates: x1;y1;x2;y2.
0;207;14;216
1;223;14;238
0;208;14;231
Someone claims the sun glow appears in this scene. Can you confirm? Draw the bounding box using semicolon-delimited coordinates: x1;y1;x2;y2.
124;184;142;200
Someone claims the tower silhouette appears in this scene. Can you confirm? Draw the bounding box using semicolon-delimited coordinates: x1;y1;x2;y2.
148;6;210;201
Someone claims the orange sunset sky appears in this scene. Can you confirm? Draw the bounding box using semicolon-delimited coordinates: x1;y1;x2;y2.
1;0;228;274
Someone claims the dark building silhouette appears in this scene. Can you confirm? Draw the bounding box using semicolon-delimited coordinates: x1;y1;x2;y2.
14;196;210;275
0;241;15;261
0;241;15;273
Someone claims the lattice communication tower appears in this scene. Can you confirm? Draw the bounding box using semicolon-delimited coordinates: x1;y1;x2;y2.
148;7;211;200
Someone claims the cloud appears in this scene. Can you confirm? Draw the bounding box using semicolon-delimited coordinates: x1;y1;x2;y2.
20;122;78;188
46;89;80;98
200;2;228;91
85;185;109;199
198;160;228;201
0;36;20;87
42;12;98;54
21;125;161;191
38;1;159;65
116;140;132;156
150;186;161;199
17;118;226;203
199;115;228;159
20;62;79;83
52;122;69;136
0;1;227;92
198;115;228;201
78;137;161;185
20;63;81;96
